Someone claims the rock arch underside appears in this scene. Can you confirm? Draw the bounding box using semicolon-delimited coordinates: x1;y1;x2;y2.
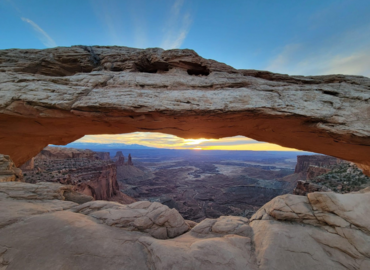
1;46;370;174
1;46;370;270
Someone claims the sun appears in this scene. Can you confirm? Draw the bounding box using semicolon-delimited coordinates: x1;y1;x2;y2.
192;147;202;150
184;139;214;145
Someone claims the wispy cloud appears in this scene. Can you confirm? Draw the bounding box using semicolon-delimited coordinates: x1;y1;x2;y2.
90;0;126;46
266;45;370;78
21;17;56;47
266;44;301;73
318;50;370;77
265;24;370;78
161;0;192;49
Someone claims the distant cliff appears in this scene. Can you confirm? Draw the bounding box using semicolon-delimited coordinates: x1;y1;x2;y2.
294;155;341;174
23;147;135;204
292;155;370;195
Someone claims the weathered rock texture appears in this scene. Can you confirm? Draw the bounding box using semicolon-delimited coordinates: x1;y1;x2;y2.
71;200;190;239
295;155;342;174
35;146;102;160
290;155;370;195
23;147;135;204
0;46;370;174
293;180;329;195
0;154;23;182
2;181;370;269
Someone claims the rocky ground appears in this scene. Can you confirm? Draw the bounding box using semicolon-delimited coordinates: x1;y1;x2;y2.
1;180;370;269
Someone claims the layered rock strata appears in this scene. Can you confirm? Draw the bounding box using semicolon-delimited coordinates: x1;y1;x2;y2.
1;181;370;269
35;146;103;160
0;154;23;182
23;147;135;203
295;155;342;174
0;46;370;175
291;155;370;195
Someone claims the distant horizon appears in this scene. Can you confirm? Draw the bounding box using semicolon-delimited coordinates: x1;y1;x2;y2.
53;140;314;153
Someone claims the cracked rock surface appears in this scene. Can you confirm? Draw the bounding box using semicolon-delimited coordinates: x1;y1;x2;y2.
0;46;370;175
71;200;189;239
1;181;370;269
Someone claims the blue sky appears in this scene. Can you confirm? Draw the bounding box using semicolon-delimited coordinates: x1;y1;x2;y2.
1;0;370;76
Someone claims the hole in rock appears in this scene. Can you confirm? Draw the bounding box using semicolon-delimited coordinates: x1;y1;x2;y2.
322;90;339;97
136;61;170;73
18;132;370;222
187;68;210;76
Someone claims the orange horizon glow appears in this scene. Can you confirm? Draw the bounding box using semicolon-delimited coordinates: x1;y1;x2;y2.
74;132;301;152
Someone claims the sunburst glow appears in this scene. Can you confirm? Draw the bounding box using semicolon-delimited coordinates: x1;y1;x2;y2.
76;132;300;151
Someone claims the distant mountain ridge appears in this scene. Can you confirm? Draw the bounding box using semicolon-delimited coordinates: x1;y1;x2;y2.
52;142;157;150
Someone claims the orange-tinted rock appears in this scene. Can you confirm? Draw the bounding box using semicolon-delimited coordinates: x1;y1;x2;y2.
0;46;370;175
20;157;34;171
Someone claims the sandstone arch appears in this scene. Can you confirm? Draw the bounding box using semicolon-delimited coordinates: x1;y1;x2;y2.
0;46;370;174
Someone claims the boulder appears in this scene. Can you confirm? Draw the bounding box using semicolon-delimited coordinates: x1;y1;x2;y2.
71;200;189;239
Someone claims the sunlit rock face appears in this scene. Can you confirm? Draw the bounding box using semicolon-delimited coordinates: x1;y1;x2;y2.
0;46;370;175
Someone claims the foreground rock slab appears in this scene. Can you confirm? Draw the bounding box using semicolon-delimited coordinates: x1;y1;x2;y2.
1;181;370;269
0;46;370;175
72;200;189;239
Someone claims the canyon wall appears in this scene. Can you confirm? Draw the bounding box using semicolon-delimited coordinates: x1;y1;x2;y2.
0;46;369;175
295;155;342;174
23;147;135;203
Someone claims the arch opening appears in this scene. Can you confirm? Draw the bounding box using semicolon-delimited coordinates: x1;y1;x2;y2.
18;132;370;221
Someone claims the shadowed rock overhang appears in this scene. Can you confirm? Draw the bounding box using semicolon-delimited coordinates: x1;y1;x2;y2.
0;46;369;174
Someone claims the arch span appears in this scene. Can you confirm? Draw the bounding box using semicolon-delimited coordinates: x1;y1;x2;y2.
0;46;370;174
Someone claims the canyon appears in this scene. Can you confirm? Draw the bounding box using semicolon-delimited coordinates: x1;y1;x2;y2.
2;164;370;269
115;149;297;221
1;46;370;269
19;145;370;222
